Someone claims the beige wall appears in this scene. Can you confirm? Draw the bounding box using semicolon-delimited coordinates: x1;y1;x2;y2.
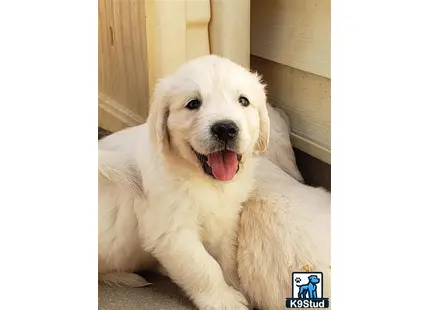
98;0;150;132
98;0;213;133
250;0;331;163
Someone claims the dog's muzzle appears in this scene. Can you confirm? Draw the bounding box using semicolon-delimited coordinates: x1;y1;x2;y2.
210;120;239;143
193;148;242;182
191;120;243;181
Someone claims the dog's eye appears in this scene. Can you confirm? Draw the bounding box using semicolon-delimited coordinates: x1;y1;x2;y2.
239;96;250;107
186;99;202;110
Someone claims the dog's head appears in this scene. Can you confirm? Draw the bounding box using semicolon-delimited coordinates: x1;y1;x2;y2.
147;55;269;182
308;275;320;284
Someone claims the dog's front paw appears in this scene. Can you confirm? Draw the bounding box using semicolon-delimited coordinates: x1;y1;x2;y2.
194;285;249;310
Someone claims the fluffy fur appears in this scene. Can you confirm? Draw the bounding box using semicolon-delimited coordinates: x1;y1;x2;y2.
263;105;303;183
98;55;330;310
238;157;331;310
99;55;271;310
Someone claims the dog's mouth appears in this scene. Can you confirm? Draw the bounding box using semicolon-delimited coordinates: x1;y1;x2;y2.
192;148;242;182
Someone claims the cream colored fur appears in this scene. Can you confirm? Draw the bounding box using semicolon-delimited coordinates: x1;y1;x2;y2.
263;104;303;183
98;55;329;310
237;157;331;310
99;55;271;310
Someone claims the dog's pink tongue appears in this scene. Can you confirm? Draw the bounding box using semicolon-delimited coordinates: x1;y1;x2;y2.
207;151;238;181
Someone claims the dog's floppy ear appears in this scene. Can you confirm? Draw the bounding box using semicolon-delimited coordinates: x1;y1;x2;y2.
255;103;270;153
147;78;171;152
254;78;270;153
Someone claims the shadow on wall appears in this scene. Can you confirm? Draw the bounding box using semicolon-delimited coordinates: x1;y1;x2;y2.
98;127;331;192
293;148;331;192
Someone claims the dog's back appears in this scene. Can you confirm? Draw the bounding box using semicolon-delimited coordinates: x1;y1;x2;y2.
98;125;158;286
238;157;330;310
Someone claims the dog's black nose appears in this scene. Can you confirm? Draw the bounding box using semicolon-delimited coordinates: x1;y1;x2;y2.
211;121;239;142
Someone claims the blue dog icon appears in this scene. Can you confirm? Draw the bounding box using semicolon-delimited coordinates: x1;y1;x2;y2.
296;275;320;299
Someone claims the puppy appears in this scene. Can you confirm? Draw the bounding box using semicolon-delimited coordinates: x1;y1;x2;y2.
237;157;331;310
99;55;270;309
264;104;303;183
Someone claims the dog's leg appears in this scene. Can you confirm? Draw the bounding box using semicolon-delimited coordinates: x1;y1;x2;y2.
146;229;249;310
217;219;242;292
299;288;305;299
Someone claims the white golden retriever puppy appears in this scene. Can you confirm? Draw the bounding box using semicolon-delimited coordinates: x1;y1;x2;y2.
99;55;270;309
263;105;303;183
238;158;331;310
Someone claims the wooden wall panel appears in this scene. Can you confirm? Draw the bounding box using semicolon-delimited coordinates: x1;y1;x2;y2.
98;0;149;132
251;0;330;79
251;55;331;163
144;0;211;94
186;0;211;61
209;0;251;69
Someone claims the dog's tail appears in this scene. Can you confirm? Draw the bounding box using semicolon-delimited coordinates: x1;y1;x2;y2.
99;272;151;288
98;149;143;196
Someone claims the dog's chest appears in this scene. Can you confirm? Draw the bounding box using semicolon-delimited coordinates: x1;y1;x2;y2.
198;198;242;250
184;178;251;249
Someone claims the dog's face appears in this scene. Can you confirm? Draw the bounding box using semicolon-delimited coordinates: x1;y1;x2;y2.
148;55;269;182
308;275;320;284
